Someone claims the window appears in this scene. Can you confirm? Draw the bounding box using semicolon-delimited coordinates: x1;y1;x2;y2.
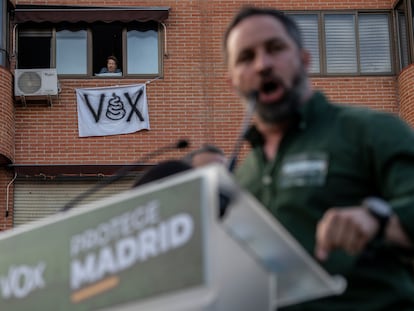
325;14;358;74
17;22;163;77
0;0;11;68
396;7;409;69
56;29;87;75
358;14;392;73
14;5;169;77
127;24;159;75
91;23;123;74
290;11;393;75
17;27;52;69
395;0;414;70
291;14;320;74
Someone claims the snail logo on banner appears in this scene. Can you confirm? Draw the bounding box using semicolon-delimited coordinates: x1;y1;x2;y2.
76;84;150;137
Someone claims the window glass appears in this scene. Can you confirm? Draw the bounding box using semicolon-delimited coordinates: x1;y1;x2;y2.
18;21;162;77
0;0;7;67
325;14;357;73
18;28;52;69
56;29;87;74
92;23;122;75
290;14;320;74
359;14;391;73
398;11;410;68
127;29;159;74
394;0;413;71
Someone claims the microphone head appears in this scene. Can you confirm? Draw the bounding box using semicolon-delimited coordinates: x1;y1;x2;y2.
176;139;190;149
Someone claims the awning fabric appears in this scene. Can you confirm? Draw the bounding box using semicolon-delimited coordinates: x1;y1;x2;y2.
13;5;170;23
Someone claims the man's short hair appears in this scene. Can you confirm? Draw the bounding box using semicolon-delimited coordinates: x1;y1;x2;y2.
223;6;303;62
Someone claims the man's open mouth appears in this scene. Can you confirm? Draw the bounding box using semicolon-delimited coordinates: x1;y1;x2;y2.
259;79;284;103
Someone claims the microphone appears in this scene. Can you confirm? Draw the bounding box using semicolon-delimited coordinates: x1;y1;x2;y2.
61;139;190;212
228;91;258;172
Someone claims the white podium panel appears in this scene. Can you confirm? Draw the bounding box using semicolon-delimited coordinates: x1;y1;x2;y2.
218;172;346;307
0;165;344;310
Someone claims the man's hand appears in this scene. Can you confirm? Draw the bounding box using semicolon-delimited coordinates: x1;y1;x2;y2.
314;207;379;261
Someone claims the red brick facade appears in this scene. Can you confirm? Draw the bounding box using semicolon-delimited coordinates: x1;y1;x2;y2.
0;67;14;165
0;0;411;230
398;64;414;126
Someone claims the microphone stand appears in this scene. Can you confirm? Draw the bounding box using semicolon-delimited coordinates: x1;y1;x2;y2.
228;91;258;172
219;92;257;219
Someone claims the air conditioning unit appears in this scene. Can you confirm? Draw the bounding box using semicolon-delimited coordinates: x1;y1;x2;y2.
14;68;58;97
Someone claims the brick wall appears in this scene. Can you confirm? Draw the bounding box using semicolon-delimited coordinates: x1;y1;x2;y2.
12;0;399;167
312;77;398;113
0;68;14;164
398;64;414;127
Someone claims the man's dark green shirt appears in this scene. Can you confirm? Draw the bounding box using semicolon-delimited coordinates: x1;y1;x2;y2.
236;92;414;311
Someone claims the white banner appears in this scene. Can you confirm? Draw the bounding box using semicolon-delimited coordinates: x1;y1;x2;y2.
76;84;150;137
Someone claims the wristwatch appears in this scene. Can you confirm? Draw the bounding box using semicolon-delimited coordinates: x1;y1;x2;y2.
362;197;392;240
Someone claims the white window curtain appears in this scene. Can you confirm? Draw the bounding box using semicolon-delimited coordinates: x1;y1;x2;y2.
56;29;87;74
127;29;159;74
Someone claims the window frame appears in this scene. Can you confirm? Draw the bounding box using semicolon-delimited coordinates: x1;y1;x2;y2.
124;25;163;76
394;0;414;70
288;10;395;77
16;22;165;79
0;0;12;68
13;5;169;79
54;27;88;75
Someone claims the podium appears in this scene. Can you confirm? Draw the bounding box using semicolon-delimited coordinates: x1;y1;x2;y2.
0;165;345;310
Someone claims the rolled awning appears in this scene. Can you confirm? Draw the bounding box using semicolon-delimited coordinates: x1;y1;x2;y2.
13;5;170;23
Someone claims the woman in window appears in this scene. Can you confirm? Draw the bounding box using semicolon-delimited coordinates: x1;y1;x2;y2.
99;55;121;74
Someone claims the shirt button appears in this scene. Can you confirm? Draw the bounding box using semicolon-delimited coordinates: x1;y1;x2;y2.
262;175;272;185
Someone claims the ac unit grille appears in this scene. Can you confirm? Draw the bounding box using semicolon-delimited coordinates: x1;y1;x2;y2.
17;72;42;94
14;69;58;97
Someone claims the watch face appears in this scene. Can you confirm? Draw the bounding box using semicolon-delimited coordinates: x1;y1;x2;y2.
365;197;392;218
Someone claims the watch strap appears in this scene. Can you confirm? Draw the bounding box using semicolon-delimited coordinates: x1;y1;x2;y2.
362;197;392;240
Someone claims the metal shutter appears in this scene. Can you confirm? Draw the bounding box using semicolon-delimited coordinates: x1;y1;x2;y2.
358;14;391;73
325;14;358;74
13;176;137;228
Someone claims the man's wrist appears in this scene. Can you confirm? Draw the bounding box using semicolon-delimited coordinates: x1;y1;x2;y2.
362;197;392;240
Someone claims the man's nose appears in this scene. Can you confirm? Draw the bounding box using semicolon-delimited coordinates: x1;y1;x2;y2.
254;50;273;74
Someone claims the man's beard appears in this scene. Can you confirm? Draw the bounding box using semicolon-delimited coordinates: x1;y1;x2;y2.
255;68;307;125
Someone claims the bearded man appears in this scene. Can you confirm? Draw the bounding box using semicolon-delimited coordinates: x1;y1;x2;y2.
224;6;414;311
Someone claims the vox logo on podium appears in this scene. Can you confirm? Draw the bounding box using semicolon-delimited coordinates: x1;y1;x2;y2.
0;262;46;299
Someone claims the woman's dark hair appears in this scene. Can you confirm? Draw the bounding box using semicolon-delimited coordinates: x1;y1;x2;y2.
107;55;118;65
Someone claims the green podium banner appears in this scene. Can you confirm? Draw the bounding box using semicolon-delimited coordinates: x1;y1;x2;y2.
0;178;205;310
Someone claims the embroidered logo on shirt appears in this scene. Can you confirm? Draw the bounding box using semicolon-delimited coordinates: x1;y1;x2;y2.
279;152;328;188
